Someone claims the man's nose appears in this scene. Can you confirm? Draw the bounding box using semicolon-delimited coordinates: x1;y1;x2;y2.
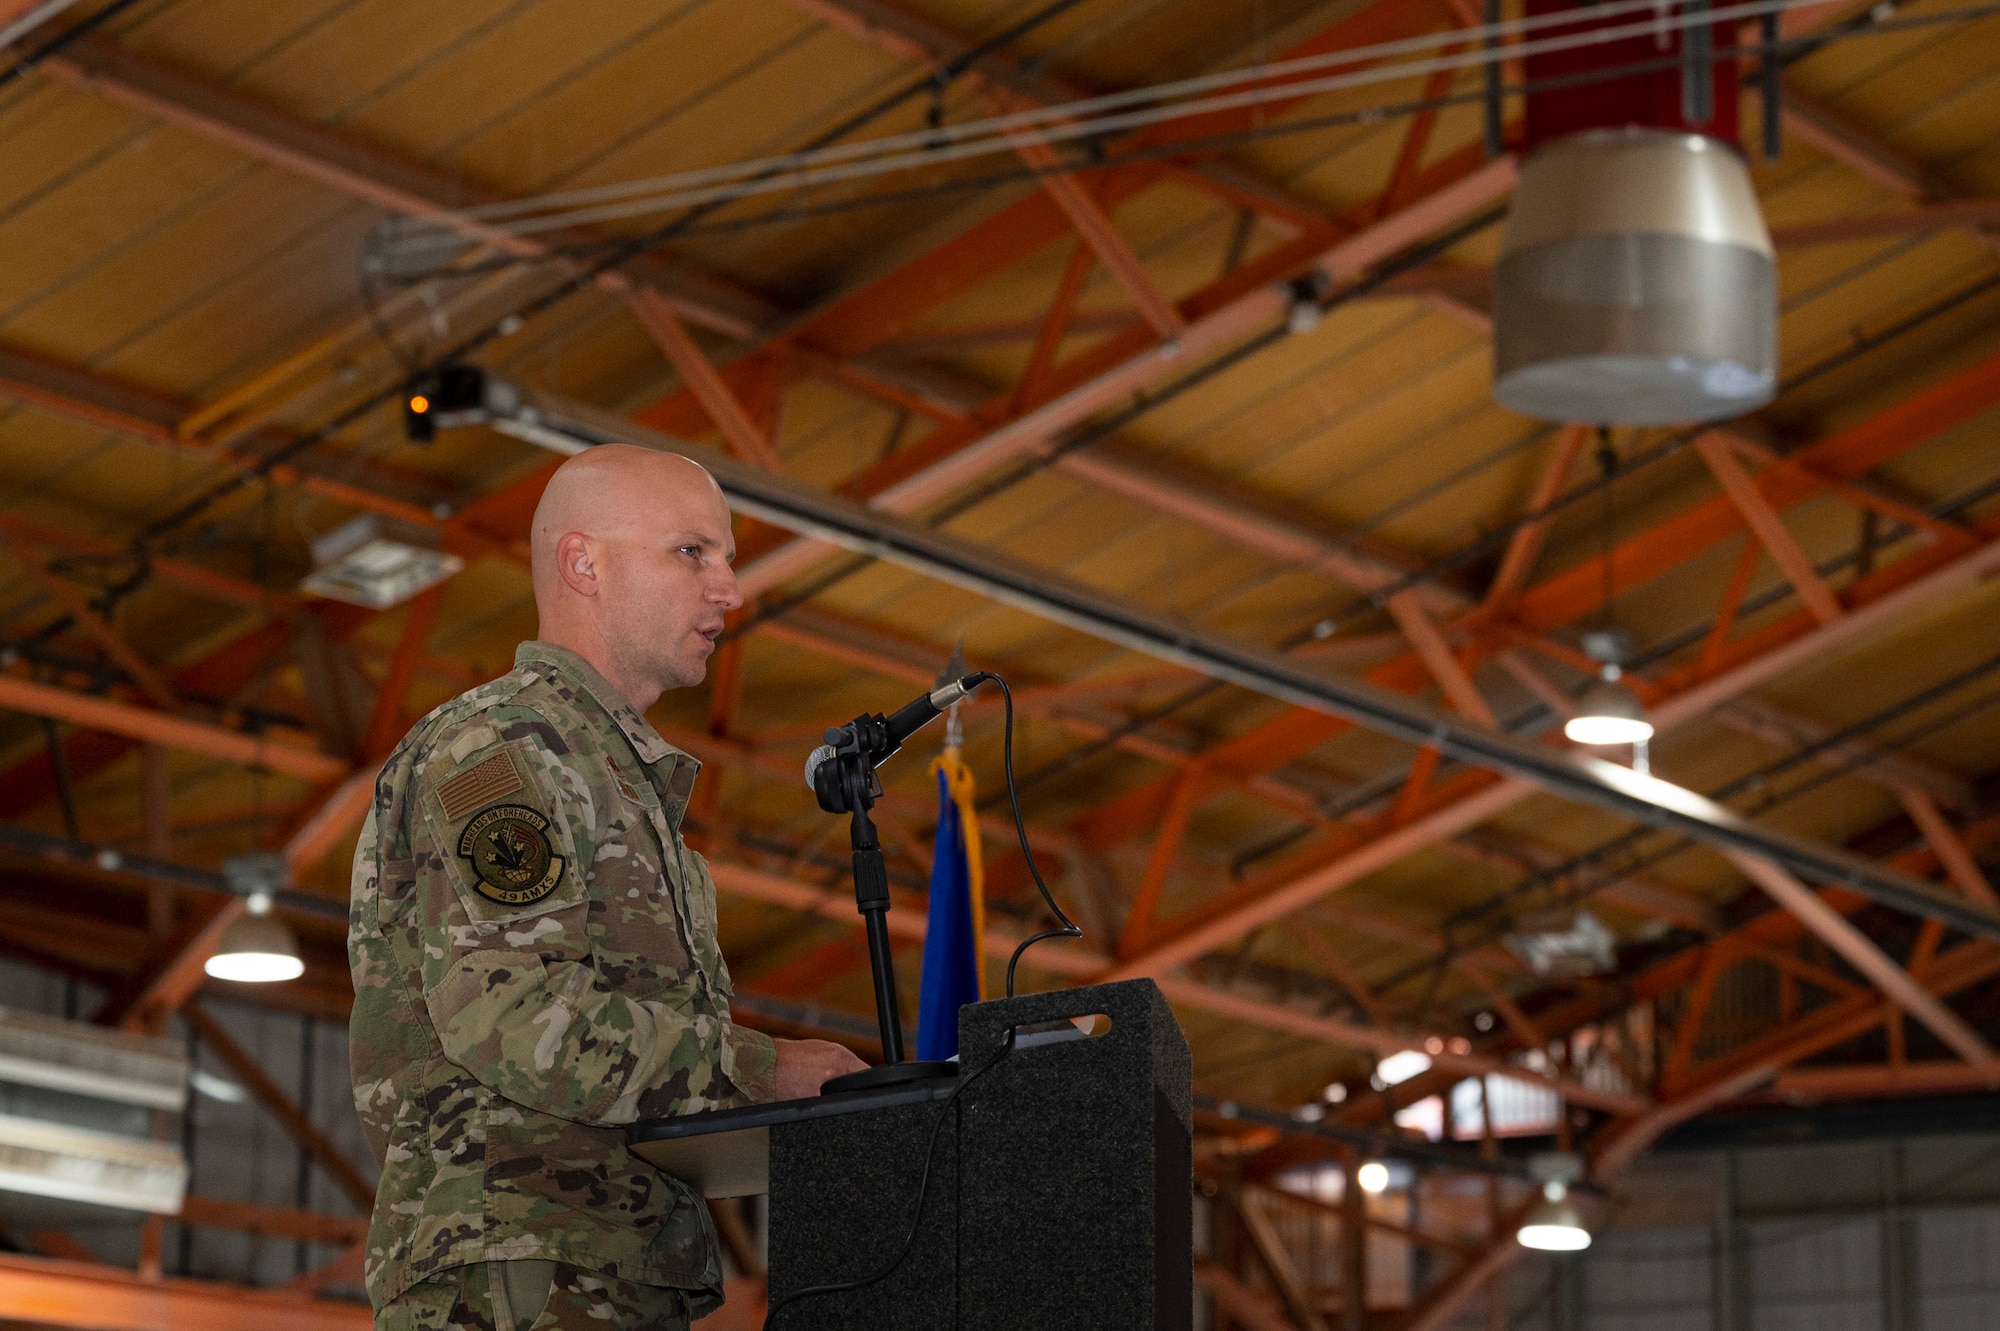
710;564;744;612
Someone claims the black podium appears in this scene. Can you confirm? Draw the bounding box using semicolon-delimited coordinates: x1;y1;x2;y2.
628;979;1192;1329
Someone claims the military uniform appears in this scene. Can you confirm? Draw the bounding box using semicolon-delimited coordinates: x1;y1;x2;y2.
349;641;775;1329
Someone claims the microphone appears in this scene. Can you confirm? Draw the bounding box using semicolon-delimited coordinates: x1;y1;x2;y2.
803;675;980;793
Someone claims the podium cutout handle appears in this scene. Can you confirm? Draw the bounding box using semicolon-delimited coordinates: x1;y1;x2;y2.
1009;1013;1112;1052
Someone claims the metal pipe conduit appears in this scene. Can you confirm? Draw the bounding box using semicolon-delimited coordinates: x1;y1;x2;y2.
0;822;349;921
504;388;2000;943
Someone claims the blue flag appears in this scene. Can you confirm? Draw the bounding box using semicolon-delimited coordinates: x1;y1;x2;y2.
916;750;984;1061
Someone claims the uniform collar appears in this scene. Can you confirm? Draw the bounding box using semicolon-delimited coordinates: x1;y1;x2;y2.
512;640;693;777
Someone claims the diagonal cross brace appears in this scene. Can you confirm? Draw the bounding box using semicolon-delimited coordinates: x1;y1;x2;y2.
503;395;2000;944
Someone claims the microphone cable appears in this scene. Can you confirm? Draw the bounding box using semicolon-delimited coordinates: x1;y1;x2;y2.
970;671;1084;1000
760;671;1081;1328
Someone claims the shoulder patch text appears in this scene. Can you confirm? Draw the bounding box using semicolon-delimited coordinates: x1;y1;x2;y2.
457;804;567;906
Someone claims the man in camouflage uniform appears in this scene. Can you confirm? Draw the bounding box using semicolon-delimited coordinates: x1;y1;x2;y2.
350;445;865;1330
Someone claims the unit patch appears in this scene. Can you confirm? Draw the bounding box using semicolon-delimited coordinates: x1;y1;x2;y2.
457;804;567;906
438;751;524;822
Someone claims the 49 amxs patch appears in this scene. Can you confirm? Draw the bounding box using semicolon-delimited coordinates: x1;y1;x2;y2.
457;804;568;907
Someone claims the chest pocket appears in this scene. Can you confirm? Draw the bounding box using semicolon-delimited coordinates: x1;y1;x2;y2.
600;765;709;992
640;757;720;977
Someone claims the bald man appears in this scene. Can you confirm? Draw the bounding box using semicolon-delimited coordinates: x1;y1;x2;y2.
349;446;864;1331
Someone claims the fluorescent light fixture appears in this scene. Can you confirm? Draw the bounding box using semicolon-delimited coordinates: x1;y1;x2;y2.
1357;1161;1390;1194
1564;675;1654;746
0;1113;188;1213
1505;908;1617;978
301;514;464;610
0;1011;189;1213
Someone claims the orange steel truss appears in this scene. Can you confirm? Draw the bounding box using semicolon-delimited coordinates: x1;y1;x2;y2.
0;1;1997;1323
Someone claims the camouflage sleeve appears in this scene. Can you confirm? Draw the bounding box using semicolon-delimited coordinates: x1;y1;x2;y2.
677;847;777;1108
411;713;769;1124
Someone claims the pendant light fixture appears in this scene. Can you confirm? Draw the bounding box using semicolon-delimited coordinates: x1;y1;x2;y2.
1565;434;1654;748
1565;672;1652;746
1491;2;1776;426
1518;1151;1593;1252
205;854;305;984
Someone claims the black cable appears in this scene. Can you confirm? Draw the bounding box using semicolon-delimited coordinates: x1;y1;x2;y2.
67;2;1991;589
1369;644;2000;996
758;1026;1018;1329
0;0;152;92
370;0;1087;290
48;1;1997;645
716;200;1514;786
979;265;2000;800
58;0;1092;623
355;260;426;376
760;667;1078;1328
374;4;2000;276
963;671;1084;994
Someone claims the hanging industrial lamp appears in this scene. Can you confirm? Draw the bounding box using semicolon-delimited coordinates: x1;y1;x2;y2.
205;897;304;983
1517;1152;1593;1252
1518;1186;1593;1251
1565;439;1654;747
1492;2;1776;426
206;854;304;984
1565;668;1654;746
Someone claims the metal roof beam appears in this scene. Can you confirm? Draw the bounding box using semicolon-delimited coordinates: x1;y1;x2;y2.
1722;847;2000;1077
1406;934;2000;1331
0;340;449;532
634;0;1463;426
0;1251;369;1331
1083;340;2000;852
1781;87;1986;204
774;0;1381;242
704;855;1644;1114
726;156;1520;598
1110;522;2000;979
35;32;983;438
38;35;777;341
0;671;346;783
508;387;2000;943
182;1003;376;1210
1453;803;2000;1112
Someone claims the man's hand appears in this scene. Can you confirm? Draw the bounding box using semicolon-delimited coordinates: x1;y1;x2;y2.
772;1038;868;1100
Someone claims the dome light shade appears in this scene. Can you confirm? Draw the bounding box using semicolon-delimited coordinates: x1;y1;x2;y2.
1493;128;1776;426
1564;677;1654;746
205;892;304;984
1517;1182;1593;1252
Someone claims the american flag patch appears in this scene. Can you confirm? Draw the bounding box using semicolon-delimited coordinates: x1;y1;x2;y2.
437;751;523;821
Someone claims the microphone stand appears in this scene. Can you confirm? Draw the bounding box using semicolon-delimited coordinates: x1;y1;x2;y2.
813;716;959;1095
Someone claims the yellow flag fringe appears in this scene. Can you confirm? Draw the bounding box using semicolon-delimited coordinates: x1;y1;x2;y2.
931;745;985;1000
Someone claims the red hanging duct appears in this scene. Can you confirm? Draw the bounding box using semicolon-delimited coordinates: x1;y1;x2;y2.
1492;1;1776;426
1519;0;1743;151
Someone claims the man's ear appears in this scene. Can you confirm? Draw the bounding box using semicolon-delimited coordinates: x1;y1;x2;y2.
554;531;599;598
